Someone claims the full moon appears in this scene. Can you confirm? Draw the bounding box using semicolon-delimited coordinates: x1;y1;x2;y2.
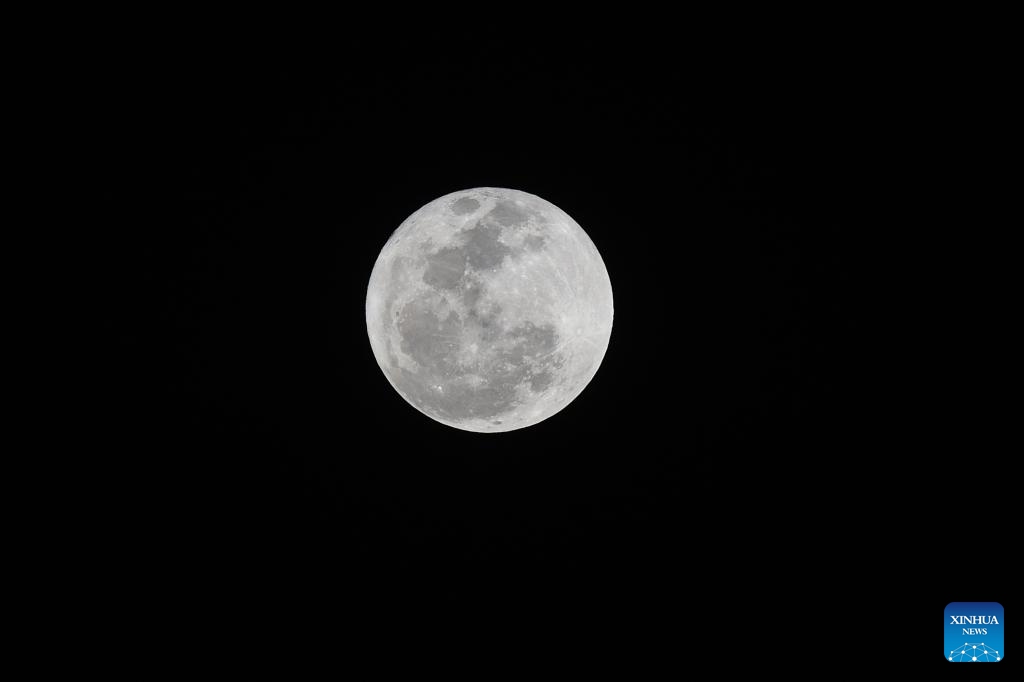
365;188;613;433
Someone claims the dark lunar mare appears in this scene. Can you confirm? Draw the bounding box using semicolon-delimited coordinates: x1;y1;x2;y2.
451;197;480;215
421;246;466;290
462;221;511;271
488;200;529;226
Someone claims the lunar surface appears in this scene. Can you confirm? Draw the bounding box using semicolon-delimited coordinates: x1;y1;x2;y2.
365;188;613;433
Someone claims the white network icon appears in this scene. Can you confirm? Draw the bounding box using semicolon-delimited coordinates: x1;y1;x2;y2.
948;642;1000;662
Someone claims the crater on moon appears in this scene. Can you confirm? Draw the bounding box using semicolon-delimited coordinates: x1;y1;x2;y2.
366;187;613;433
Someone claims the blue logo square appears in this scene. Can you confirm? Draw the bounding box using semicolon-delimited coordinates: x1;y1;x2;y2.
945;602;1004;662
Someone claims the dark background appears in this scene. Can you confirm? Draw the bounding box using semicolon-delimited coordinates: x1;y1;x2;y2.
104;49;862;608
96;48;1010;659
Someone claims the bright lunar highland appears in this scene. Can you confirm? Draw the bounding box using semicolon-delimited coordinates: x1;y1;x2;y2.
366;188;613;433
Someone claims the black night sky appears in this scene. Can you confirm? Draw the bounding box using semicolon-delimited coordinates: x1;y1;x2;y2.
97;48;932;644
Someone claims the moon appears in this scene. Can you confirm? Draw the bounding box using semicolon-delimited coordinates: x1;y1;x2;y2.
365;187;613;433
